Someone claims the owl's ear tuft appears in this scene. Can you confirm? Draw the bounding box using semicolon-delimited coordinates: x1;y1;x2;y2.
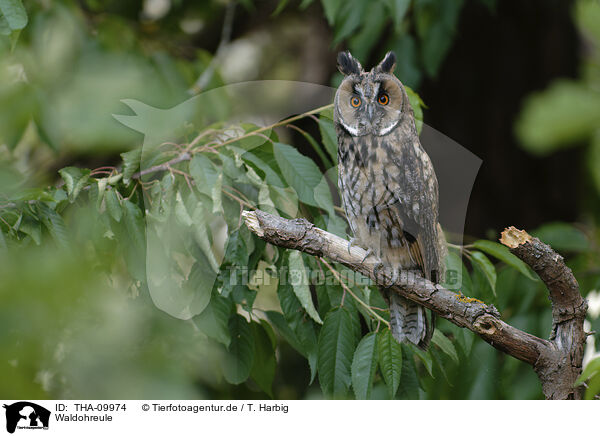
376;51;396;74
337;51;362;76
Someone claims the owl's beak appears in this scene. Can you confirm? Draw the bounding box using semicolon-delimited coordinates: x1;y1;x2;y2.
366;104;374;122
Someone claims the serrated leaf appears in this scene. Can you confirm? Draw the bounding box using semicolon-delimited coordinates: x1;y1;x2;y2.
0;0;27;30
351;332;378;399
192;292;232;346
410;345;434;377
104;189;122;222
223;314;255;385
174;191;193;227
273;142;325;208
296;319;319;384
317;307;360;398
191;202;220;273
265;310;304;355
318;118;338;163
470;251;497;296
250;322;276;397
19;215;41;245
472;240;536;281
121;148;142;184
238;148;285;188
431;330;459;364
288;251;322;324
190;153;220;197
36;203;68;247
123;199;145;251
58;167;91;202
377;328;403;398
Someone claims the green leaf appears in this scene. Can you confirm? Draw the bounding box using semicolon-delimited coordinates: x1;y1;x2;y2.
333;0;365;44
272;0;289;16
388;0;410;33
472;240;536;281
190;154;220;197
443;250;464;290
58;167;91;202
250;322;276;397
0;0;27;30
351;332;378;400
273;142;325;208
121;148;142;184
397;344;420;399
470;251;497;296
104;189;122;222
223;314;255;385
576;356;600;386
287;251;323;324
415;0;464;77
317;118;338;164
532;222;589;253
238;148;285;188
265;310;304;355
411;345;433;377
191;202;220;273
0;14;10;35
321;0;343;25
377;328;403;399
180;260;214;318
192;292;232;347
317;307;360;398
123;199;145;252
36;203;68;248
515;81;600;155
431;330;459;364
348;0;385;61
405;86;425;134
19;215;41;245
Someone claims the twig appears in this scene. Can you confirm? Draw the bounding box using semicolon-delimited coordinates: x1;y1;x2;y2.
319;257;390;327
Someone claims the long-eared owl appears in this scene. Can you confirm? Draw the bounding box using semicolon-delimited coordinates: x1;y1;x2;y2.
334;51;446;349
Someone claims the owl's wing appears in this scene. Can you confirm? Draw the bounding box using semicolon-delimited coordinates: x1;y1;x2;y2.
385;135;442;282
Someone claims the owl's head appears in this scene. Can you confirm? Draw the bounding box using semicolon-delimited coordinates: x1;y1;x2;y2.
334;51;412;137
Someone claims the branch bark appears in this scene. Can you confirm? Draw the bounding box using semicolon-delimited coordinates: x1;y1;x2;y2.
242;210;588;399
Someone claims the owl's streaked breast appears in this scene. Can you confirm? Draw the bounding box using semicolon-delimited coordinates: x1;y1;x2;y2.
337;130;418;268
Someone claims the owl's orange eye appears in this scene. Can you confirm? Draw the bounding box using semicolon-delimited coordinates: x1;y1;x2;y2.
350;96;361;107
378;93;389;105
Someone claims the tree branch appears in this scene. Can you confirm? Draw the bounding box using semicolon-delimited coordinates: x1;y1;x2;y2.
242;210;588;399
501;227;588;399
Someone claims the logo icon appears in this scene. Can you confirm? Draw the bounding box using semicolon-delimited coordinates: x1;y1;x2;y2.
3;402;50;434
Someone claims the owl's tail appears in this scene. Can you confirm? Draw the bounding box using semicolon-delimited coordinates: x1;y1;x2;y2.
387;292;433;350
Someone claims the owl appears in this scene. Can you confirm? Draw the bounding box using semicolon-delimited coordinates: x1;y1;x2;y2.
334;51;446;349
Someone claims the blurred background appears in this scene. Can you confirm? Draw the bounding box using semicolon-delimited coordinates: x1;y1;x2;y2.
1;0;599;400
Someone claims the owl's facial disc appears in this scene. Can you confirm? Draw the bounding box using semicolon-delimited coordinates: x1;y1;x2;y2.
335;73;404;136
